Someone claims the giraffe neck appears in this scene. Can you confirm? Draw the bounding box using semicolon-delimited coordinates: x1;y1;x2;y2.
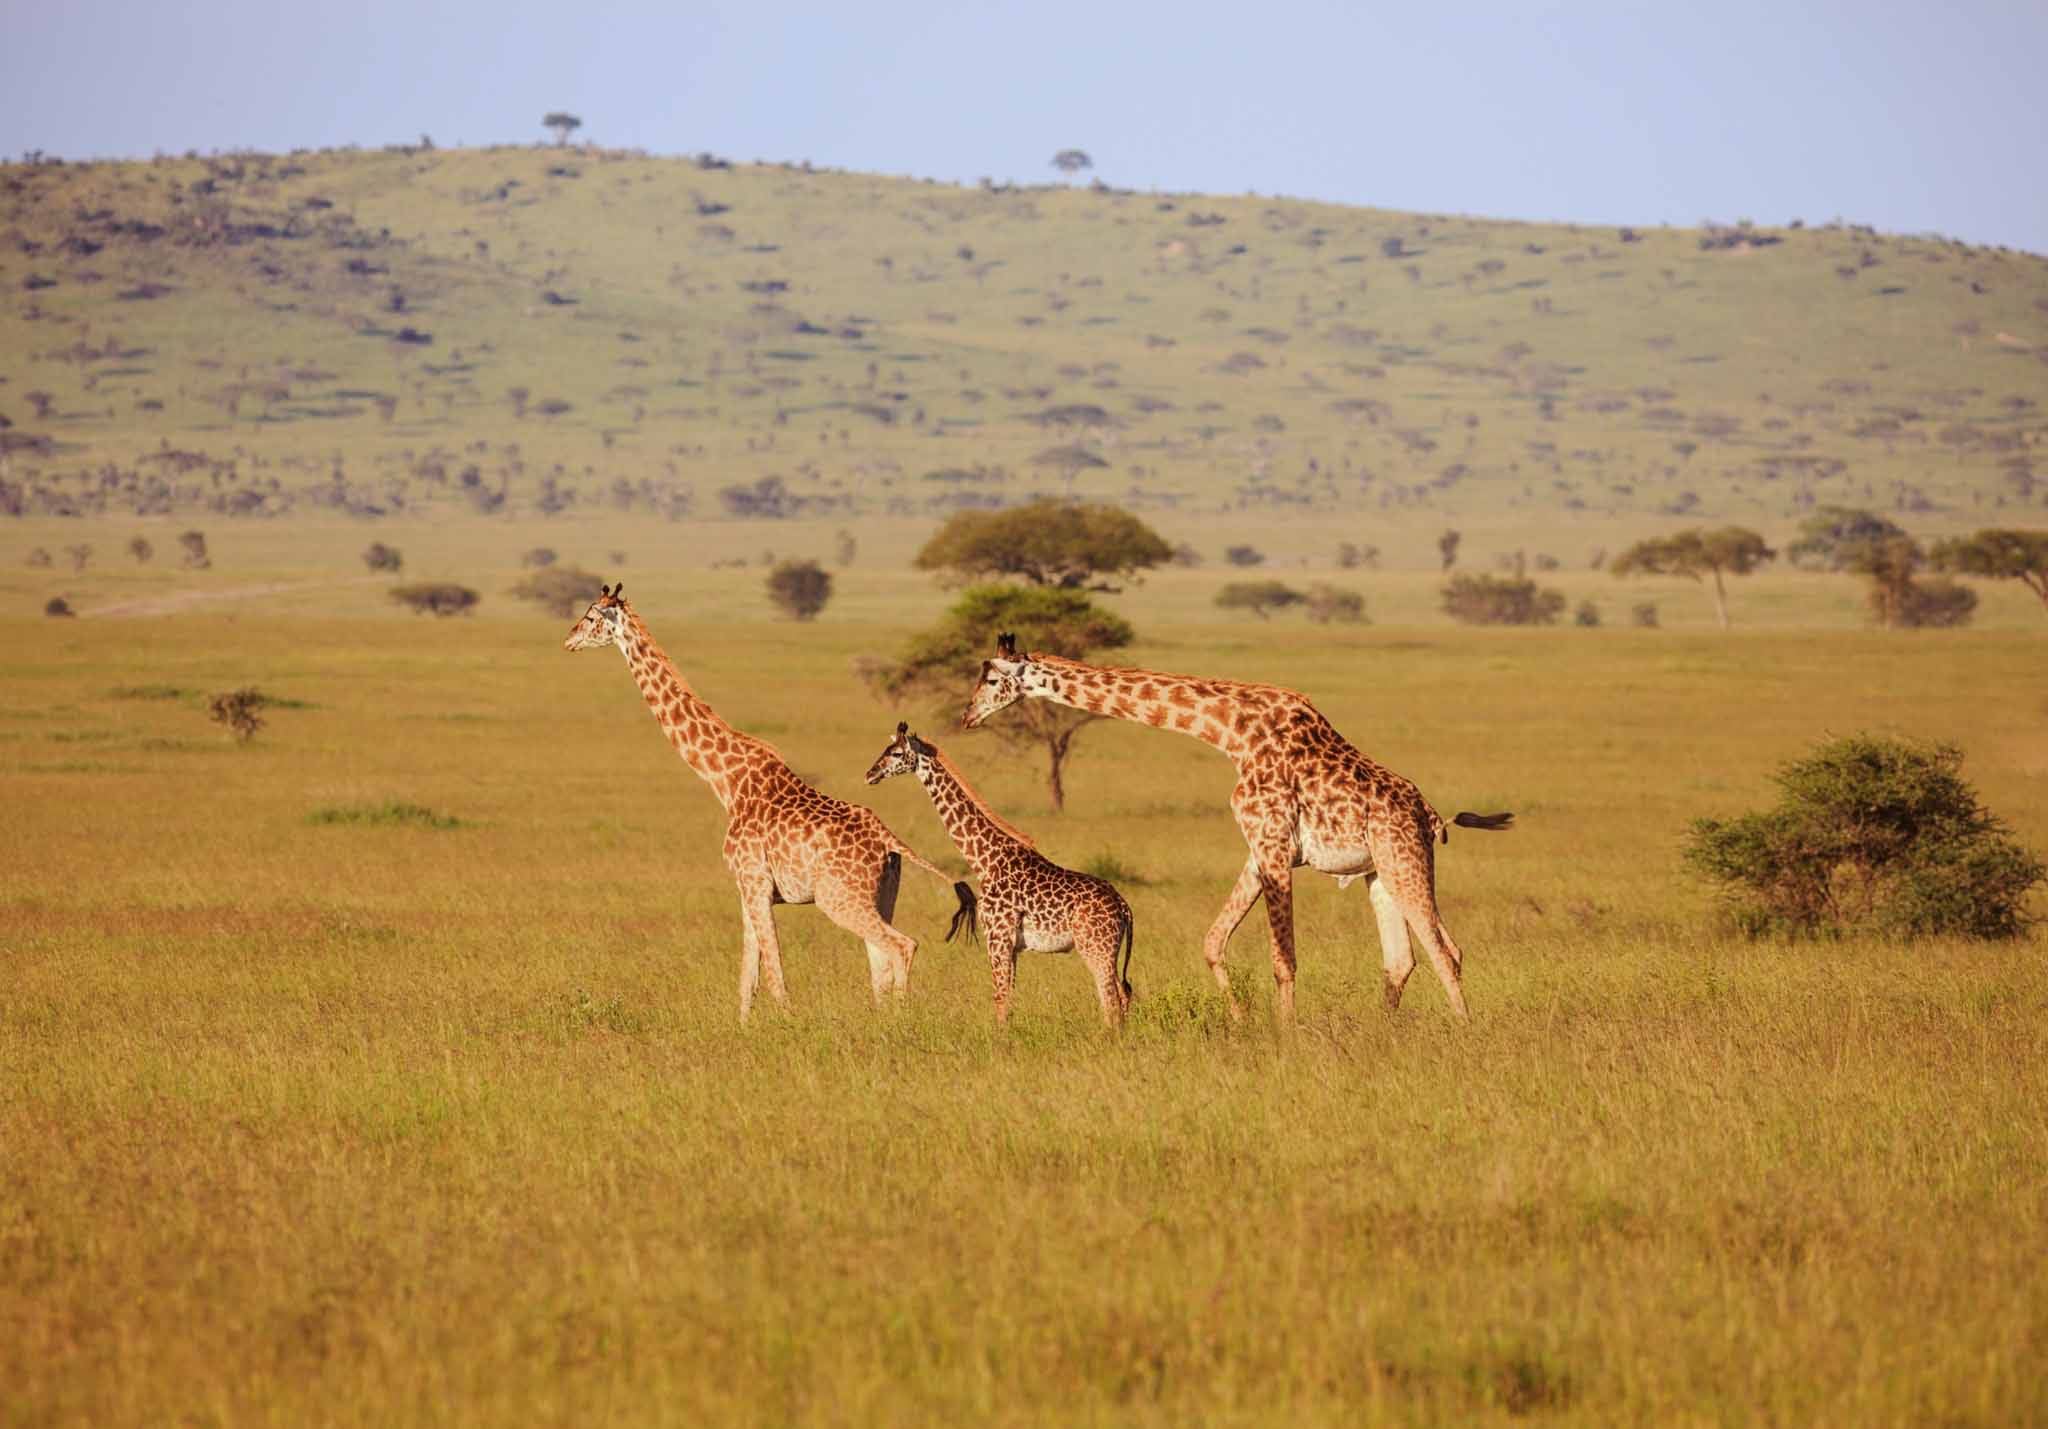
914;748;1033;883
616;610;762;810
1029;655;1251;759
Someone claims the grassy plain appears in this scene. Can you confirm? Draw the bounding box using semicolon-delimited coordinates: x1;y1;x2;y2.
4;559;2046;1424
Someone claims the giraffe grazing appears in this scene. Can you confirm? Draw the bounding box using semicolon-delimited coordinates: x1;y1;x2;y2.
563;584;975;1021
960;634;1511;1022
865;722;1134;1028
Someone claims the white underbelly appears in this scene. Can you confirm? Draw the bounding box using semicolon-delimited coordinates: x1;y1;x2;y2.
1020;926;1076;954
1297;821;1371;877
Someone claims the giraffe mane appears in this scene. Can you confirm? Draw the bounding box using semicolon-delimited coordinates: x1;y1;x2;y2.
928;744;1036;850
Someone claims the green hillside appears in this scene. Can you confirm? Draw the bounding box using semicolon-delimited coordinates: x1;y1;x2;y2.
4;143;2045;537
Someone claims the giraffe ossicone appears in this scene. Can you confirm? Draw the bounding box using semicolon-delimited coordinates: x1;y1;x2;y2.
961;639;1511;1022
563;586;974;1022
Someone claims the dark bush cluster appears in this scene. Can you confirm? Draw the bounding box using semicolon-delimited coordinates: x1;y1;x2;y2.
390;583;480;617
1686;735;2043;940
1441;574;1566;626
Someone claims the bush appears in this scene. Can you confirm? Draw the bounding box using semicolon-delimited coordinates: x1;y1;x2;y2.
509;565;605;617
178;530;210;569
390;583;480;617
1685;735;2043;940
1223;545;1265;568
1441;574;1566;626
1631;601;1660;629
1305;584;1367;624
1573;600;1601;627
44;596;74;617
765;559;833;620
208;687;270;744
1215;580;1304;619
362;542;404;574
521;547;558;568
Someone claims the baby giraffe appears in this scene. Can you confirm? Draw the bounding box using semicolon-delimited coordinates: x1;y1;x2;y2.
866;723;1134;1028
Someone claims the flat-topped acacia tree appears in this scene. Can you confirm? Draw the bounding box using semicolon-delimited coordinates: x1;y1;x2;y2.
912;500;1171;592
1611;526;1774;627
1931;529;2048;617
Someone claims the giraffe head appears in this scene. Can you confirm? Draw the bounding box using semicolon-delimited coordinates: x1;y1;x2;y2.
960;631;1045;729
864;721;935;785
563;582;630;652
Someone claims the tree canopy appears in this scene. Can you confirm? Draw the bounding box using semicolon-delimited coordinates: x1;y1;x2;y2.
912;500;1172;591
868;584;1132;810
1214;581;1305;619
764;559;832;621
1786;507;1906;570
1610;526;1775;627
1930;529;2048;615
1049;149;1093;175
542;112;583;146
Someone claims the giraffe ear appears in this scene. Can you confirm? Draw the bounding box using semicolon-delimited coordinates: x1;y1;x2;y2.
599;584;611;598
997;631;1017;657
896;721;909;736
612;582;624;600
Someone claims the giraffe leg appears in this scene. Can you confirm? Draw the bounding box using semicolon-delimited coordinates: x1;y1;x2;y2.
1408;913;1469;1020
1083;929;1126;1030
734;879;783;1023
983;910;1020;1027
1255;853;1298;1024
1201;855;1265;1022
817;878;915;1007
1367;875;1416;1010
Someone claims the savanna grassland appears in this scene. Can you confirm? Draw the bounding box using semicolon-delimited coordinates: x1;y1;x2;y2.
3;564;2046;1425
4;143;2048;1425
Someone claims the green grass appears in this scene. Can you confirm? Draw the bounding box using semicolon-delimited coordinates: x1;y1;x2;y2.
2;605;2043;1424
305;799;468;829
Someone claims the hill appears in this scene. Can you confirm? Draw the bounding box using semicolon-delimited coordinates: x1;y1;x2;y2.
3;144;2045;537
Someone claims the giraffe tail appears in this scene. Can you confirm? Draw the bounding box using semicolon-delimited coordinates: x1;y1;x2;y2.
945;880;979;944
1117;903;1135;1003
1445;810;1516;844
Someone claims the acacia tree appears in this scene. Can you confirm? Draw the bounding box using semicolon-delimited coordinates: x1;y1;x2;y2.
1853;536;1975;628
1787;506;1905;570
1610;526;1775;628
913;500;1171;591
868;584;1132;811
1215;580;1305;619
1050;149;1093;176
542;112;583;146
1930;529;2048;617
765;559;832;620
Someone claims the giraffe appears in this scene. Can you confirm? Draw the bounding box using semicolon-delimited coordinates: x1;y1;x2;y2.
865;722;1134;1028
563;584;975;1021
960;634;1511;1022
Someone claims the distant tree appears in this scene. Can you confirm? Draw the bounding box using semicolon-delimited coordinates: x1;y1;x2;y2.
362;542;403;574
65;543;91;573
1223;545;1265;568
1686;735;2043;940
1050;149;1093;176
521;547;558;568
765;559;833;620
543;112;583;146
1305;584;1367;624
1787;506;1906;570
1441;574;1565;626
1573;600;1602;627
178;530;210;569
1215;580;1305;620
1336;542;1362;569
1632;601;1660;629
507;386;530;418
43;597;73;618
509;564;605;618
1437;529;1462;572
913;500;1170;590
834;528;858;568
390;583;480;617
1854;537;1975;628
867;584;1133;811
25;390;54;420
1609;526;1775;628
26;548;53;568
1930;529;2048;617
208;688;270;744
127;536;153;565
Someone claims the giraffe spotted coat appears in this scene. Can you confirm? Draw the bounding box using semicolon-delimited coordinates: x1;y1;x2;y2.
564;585;973;1021
866;723;1133;1028
961;637;1510;1022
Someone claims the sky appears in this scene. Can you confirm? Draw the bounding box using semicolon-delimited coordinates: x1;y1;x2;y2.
5;0;2044;255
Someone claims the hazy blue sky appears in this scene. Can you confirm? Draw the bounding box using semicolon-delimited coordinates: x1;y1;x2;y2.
6;1;2043;253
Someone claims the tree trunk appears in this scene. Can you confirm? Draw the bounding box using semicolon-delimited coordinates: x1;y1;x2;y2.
1711;567;1730;628
1046;731;1072;811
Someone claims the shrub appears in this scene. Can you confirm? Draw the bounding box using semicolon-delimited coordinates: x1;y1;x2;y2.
178;530;210;569
1223;544;1265;567
1215;580;1305;619
509;565;605;618
390;583;480;617
128;536;153;564
362;542;403;573
26;548;52;568
44;596;74;617
1441;574;1566;626
1632;601;1660;629
1685;735;2043;940
765;559;833;620
208;687;270;744
1305;584;1367;624
1573;600;1601;627
521;547;558;568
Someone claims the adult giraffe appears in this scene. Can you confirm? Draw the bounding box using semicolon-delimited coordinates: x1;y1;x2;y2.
961;634;1509;1021
564;584;974;1021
